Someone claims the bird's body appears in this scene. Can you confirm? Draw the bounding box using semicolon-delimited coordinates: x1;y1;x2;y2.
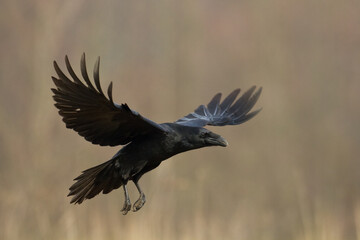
51;54;262;214
119;123;228;175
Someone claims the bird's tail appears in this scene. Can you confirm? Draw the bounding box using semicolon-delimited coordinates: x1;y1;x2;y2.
68;159;122;204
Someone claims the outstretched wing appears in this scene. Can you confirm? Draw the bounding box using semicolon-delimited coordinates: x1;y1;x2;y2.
175;87;262;127
51;53;166;146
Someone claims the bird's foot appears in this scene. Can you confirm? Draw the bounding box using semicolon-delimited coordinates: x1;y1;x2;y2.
133;193;146;212
121;199;131;215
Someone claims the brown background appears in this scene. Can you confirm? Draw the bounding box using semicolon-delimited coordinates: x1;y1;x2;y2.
1;0;360;239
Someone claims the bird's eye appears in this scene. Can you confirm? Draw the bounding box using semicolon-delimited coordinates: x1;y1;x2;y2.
200;131;209;138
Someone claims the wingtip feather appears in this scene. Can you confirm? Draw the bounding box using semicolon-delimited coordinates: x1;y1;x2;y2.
207;93;222;114
80;53;95;90
107;81;114;104
65;56;82;83
93;56;104;94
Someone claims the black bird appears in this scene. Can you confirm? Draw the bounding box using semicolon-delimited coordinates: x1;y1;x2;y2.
51;54;262;215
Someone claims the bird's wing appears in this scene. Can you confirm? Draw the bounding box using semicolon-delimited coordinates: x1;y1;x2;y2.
51;53;166;146
175;87;262;127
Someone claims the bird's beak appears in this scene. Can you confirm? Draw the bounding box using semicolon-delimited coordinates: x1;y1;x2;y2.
216;136;228;147
207;135;228;147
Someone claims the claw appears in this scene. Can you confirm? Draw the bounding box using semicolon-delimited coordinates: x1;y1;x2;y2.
133;193;146;212
121;199;132;215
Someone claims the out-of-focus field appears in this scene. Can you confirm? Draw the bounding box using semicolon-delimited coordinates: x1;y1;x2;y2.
1;1;360;239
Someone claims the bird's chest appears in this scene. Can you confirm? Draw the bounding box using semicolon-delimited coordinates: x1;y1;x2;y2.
120;134;188;163
120;136;171;162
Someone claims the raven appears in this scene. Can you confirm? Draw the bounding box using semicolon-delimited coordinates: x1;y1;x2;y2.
51;54;262;215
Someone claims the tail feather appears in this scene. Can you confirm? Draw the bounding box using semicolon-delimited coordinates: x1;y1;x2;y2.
68;159;122;204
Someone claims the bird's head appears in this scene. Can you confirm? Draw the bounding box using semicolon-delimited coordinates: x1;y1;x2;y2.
201;129;228;147
184;128;228;148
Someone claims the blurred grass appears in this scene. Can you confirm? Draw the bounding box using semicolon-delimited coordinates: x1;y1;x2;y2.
1;0;360;239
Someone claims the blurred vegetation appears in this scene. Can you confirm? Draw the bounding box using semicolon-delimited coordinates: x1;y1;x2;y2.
1;0;360;239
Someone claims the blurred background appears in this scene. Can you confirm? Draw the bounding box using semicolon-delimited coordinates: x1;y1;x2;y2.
1;0;360;239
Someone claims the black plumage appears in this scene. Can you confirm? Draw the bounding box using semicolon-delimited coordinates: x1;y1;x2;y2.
51;54;262;215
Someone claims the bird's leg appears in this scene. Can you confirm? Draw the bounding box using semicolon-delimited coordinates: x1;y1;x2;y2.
121;184;131;215
132;179;146;212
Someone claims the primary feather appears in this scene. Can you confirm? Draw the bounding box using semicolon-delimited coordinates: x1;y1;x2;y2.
175;87;262;127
